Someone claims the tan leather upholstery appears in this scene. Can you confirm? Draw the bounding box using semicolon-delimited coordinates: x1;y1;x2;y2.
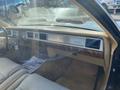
0;58;22;84
7;74;29;90
0;69;27;90
0;58;69;90
15;74;69;90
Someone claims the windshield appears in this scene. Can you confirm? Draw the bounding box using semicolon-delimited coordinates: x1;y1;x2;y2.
0;0;102;31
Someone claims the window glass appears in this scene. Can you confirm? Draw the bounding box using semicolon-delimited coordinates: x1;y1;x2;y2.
0;0;103;32
97;0;120;28
0;1;105;90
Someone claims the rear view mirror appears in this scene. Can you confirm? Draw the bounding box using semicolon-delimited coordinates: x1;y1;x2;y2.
8;6;19;14
7;6;20;20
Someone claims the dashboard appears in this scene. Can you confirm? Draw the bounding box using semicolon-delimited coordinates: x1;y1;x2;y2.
6;29;104;59
25;31;103;52
5;27;111;70
7;30;103;51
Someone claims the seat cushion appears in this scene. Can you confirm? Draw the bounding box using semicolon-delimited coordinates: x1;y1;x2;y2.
15;74;69;90
7;74;29;90
0;58;22;83
0;69;27;90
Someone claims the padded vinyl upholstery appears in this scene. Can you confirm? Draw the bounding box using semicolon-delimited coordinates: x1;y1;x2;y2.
0;58;69;90
15;74;69;90
7;74;29;90
0;58;22;84
0;69;27;90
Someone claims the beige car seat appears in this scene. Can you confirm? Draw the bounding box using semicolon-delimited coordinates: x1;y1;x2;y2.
0;58;69;90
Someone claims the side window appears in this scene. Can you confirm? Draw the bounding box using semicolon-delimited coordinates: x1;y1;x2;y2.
97;0;120;27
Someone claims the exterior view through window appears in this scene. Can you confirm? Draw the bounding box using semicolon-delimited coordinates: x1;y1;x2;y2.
0;0;118;90
0;0;103;31
97;0;120;28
